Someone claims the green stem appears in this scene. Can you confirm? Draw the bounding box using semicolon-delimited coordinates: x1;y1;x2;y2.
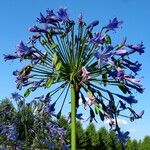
71;83;76;150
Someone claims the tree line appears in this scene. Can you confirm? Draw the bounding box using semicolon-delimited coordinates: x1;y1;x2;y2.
58;116;150;150
0;98;149;150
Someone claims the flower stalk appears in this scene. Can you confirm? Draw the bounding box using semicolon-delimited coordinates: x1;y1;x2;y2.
71;83;76;150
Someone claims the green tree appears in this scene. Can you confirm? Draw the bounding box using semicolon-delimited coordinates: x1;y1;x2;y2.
85;123;98;150
139;136;150;150
76;121;87;149
97;127;110;150
126;139;139;150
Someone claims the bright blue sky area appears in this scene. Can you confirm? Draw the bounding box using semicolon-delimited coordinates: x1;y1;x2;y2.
0;0;150;140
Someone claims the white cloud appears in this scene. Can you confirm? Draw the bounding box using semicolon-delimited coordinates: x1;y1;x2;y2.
104;118;128;125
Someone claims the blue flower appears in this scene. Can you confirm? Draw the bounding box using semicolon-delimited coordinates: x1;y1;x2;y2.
76;113;84;120
114;49;128;56
37;12;47;23
116;131;129;145
29;25;47;33
44;101;56;115
16;41;34;58
119;100;126;110
4;54;18;61
1;125;19;141
11;92;22;101
90;33;105;44
57;7;69;23
128;42;145;55
106;17;123;31
86;20;99;30
117;95;137;105
123;60;142;74
94;45;113;67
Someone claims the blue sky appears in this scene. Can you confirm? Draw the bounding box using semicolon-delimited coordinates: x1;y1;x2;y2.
0;0;150;140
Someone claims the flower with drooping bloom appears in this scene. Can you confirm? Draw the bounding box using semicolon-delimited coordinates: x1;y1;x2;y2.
4;7;145;147
115;131;130;145
106;17;123;31
116;95;137;105
11;92;22;101
4;54;18;61
128;42;145;55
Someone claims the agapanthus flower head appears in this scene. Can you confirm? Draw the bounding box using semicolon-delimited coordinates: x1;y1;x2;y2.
106;17;123;31
4;7;145;148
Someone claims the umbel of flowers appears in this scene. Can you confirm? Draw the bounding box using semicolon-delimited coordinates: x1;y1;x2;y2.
0;93;68;149
4;7;145;150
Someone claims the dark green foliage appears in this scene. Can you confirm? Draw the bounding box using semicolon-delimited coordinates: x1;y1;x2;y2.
58;117;150;150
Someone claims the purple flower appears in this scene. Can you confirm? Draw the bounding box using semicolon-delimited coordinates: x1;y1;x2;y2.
29;25;47;33
94;45;113;67
106;17;123;31
29;33;41;44
44;102;56;115
1;125;19;141
119;100;126;110
80;67;90;84
123;60;142;73
126;77;143;88
114;48;128;56
90;33;105;44
13;71;33;90
37;12;47;23
117;95;137;105
11;92;22;101
116;131;129;145
76;113;84;120
16;41;34;58
46;9;59;23
4;54;18;61
32;80;44;91
57;7;69;23
78;13;84;25
86;20;99;30
128;42;145;55
116;68;126;80
129;108;144;121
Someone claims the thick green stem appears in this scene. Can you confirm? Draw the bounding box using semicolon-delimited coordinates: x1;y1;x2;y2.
71;83;76;150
